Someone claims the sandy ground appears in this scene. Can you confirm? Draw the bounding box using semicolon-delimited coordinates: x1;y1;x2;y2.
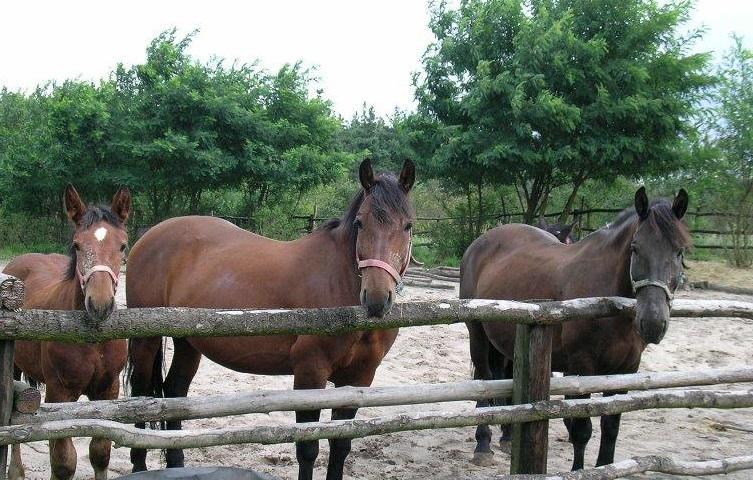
7;262;753;480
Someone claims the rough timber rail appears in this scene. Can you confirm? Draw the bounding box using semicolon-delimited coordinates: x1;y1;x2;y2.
1;297;753;343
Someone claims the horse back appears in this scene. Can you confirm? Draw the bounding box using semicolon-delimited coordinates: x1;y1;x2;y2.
126;216;350;310
3;253;72;309
461;224;566;301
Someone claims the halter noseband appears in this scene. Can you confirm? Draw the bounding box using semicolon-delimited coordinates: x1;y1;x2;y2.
356;237;412;290
629;255;674;302
77;265;119;292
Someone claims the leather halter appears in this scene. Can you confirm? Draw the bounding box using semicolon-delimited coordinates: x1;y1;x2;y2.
77;265;119;292
356;236;412;288
629;255;673;302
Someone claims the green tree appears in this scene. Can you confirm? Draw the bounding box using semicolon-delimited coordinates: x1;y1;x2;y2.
702;35;753;266
413;0;712;226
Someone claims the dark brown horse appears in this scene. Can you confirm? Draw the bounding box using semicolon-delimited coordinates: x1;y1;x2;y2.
4;186;131;480
125;160;415;480
461;187;690;470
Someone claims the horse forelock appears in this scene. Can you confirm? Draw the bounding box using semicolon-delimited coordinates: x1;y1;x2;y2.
606;199;691;250
318;173;414;241
65;205;125;281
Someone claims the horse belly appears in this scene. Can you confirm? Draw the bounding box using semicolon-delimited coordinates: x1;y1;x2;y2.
14;341;45;383
187;336;295;375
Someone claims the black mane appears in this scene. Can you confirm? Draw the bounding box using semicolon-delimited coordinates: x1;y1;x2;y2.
317;172;415;245
607;199;692;249
65;205;124;281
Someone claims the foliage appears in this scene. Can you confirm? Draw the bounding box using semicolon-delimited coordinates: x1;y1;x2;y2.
0;29;347;225
411;0;712;234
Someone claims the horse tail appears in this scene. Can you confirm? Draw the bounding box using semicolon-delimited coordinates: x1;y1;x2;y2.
125;337;166;430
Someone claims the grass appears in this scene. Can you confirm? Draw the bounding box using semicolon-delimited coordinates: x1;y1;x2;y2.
685;259;753;287
0;242;66;260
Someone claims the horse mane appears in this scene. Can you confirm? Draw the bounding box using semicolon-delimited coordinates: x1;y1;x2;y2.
606;199;692;250
65;205;124;281
317;172;415;245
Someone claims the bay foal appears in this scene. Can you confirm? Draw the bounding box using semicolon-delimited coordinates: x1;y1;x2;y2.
4;186;131;480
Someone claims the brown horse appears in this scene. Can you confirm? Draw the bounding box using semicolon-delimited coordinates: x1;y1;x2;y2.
461;187;690;470
4;185;131;480
125;160;415;480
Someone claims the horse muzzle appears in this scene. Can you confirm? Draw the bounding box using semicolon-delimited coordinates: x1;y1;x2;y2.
360;287;394;318
634;287;670;344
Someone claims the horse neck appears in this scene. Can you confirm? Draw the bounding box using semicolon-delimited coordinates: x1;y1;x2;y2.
574;219;636;297
55;275;85;311
303;225;362;303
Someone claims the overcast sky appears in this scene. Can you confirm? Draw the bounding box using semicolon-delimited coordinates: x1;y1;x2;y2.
1;1;751;118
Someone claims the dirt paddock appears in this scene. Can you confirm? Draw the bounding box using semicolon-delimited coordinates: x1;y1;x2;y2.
9;260;753;479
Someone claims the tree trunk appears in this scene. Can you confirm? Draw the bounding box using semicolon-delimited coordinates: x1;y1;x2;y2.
559;176;586;223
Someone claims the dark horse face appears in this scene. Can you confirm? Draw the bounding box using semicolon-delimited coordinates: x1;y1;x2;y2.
630;187;689;344
65;185;131;322
538;220;574;244
355;159;415;317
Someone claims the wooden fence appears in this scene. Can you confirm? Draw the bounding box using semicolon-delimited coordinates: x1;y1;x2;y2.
2;286;753;477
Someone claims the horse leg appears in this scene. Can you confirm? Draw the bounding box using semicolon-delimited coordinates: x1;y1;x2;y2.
466;322;495;466
493;355;514;445
563;394;592;471
326;360;382;480
45;386;79;480
9;370;24;479
595;391;626;467
162;338;202;468
88;380;121;480
8;443;24;480
293;363;329;480
126;337;163;472
325;406;358;480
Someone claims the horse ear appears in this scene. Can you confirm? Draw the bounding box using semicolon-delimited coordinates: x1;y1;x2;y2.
359;159;375;190
635;186;649;220
64;184;86;224
111;187;132;223
399;159;416;193
673;188;688;219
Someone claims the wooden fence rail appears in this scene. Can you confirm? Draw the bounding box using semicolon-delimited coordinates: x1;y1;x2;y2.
2;298;753;343
10;367;753;426
495;454;753;479
3;389;752;449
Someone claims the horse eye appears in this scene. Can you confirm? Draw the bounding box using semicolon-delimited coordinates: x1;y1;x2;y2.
121;243;128;252
353;219;363;230
73;242;81;251
405;222;413;232
630;243;638;253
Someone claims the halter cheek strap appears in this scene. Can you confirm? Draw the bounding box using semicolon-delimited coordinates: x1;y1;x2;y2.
629;256;674;301
77;265;119;292
357;237;412;287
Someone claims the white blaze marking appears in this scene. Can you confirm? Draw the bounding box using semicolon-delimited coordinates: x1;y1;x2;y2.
94;227;108;242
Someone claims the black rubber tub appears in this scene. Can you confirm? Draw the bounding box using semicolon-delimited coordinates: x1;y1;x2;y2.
115;467;277;480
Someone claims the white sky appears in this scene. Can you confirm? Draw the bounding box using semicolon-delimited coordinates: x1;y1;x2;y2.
0;0;751;118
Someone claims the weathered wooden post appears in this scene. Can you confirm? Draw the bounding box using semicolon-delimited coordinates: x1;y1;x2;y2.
0;273;23;479
510;323;554;474
0;340;13;479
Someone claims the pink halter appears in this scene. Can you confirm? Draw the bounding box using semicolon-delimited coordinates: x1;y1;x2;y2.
77;265;119;292
356;237;412;286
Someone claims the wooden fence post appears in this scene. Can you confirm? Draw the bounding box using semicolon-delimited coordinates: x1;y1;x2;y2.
510;323;553;474
0;340;14;479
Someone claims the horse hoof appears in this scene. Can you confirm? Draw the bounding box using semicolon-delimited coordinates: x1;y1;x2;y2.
471;451;495;466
